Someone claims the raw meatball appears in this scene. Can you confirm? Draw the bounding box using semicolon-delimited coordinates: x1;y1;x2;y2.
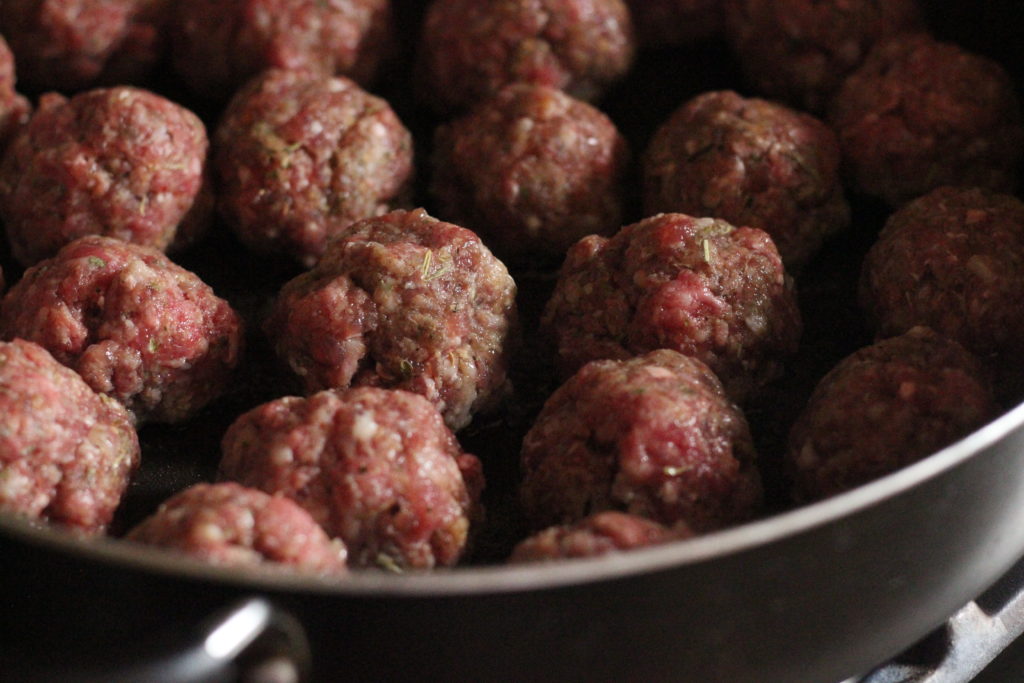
265;208;518;431
0;339;139;534
0;0;169;92
219;387;485;570
0;236;244;425
541;212;800;403
418;0;635;114
786;327;995;500
859;186;1024;397
509;511;689;563
214;68;414;267
171;0;393;100
0;35;30;153
431;83;628;262
829;34;1024;207
519;350;762;532
126;482;348;573
643;90;849;270
625;0;722;48
0;86;212;267
723;0;923;112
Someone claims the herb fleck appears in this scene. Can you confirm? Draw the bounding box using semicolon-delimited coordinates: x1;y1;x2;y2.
88;256;106;268
375;553;403;574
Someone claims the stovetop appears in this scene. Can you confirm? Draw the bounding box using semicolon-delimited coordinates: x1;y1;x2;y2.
850;556;1024;682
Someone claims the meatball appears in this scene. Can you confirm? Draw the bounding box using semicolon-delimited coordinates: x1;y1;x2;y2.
265;208;518;431
520;350;762;532
126;482;348;573
786;327;995;500
214;68;414;267
541;212;800;403
859;186;1024;398
0;0;169;92
0;339;139;534
0;35;30;153
417;0;635;114
0;236;244;425
723;0;923;112
431;83;629;263
625;0;722;48
643;90;850;270
829;34;1024;207
509;511;689;563
219;387;485;570
170;0;393;101
0;86;211;267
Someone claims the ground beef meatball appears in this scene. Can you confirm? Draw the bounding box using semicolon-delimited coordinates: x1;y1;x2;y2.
265;208;517;431
643;90;849;270
0;0;169;92
509;511;690;563
0;339;139;534
829;34;1024;207
219;387;484;570
541;212;800;403
170;0;393;101
859;186;1024;398
625;0;722;48
520;350;762;532
0;36;30;153
723;0;923;112
214;68;414;268
431;83;628;263
417;0;635;114
786;327;995;501
0;236;243;424
127;482;348;573
0;86;211;267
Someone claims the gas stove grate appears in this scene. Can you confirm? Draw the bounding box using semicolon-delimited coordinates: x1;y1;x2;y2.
849;557;1024;683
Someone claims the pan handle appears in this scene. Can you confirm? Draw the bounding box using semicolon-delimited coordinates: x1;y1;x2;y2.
87;597;312;683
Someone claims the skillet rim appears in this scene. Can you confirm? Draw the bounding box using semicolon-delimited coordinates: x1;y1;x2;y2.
5;397;1024;598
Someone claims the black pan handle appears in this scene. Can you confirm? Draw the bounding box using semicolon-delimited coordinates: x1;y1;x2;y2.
81;597;311;683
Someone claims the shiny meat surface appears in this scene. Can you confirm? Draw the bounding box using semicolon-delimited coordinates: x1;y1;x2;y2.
219;387;484;569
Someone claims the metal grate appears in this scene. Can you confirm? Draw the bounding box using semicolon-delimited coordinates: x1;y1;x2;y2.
850;558;1024;683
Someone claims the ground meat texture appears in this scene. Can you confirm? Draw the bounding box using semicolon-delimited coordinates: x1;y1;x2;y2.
829;34;1024;207
170;0;393;101
723;0;923;113
417;0;635;114
0;236;244;424
0;35;30;154
786;327;995;501
509;511;690;563
541;212;800;404
214;69;414;268
0;0;169;92
625;0;722;48
265;208;518;431
859;186;1024;398
0;87;211;267
219;387;484;570
0;339;139;534
431;83;628;263
643;90;849;271
520;350;761;532
127;482;348;573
